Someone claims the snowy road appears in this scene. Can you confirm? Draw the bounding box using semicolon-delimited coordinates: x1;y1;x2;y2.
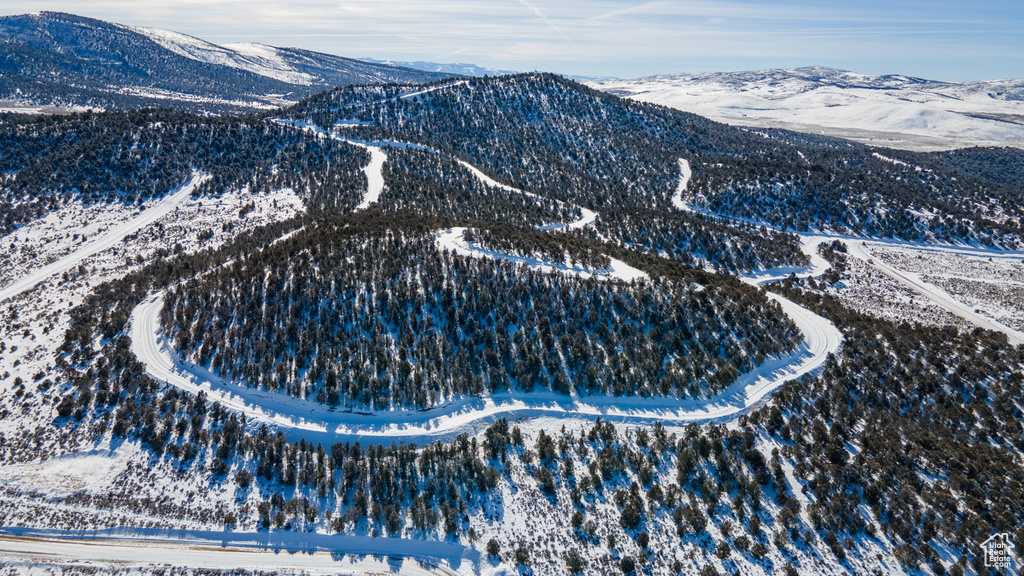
353;144;387;210
129;276;840;445
436;227;647;282
111;152;841;444
674;158;1024;345
0;527;473;575
843;239;1024;346
0;172;208;303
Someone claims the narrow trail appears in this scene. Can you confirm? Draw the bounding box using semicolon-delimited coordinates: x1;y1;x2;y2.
0;172;209;303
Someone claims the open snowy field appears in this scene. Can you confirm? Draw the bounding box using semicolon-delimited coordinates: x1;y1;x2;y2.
866;245;1024;332
589;66;1024;151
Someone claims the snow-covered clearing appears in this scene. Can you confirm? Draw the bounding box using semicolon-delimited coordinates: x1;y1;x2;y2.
846;240;1024;344
0;172;208;303
0;528;472;576
869;245;1024;331
0;183;304;508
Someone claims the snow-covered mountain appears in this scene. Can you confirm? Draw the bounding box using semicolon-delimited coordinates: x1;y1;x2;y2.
589;66;1024;151
360;58;517;77
0;12;453;113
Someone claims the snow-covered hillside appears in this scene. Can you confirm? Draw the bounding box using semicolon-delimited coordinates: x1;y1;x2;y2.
130;27;316;85
0;12;454;113
589;66;1024;151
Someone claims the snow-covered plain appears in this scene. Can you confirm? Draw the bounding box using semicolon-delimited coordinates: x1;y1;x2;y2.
590;66;1024;151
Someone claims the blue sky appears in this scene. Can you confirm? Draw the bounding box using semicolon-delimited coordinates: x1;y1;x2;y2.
6;0;1022;80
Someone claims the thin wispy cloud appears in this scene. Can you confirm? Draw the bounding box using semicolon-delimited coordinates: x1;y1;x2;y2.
515;0;574;45
0;0;1019;80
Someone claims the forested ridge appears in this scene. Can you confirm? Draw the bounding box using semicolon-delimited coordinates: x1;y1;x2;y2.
161;215;800;408
291;73;1024;246
9;69;1022;574
594;207;808;273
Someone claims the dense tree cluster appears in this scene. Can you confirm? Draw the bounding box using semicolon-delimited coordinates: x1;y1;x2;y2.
763;281;1024;573
687;150;1024;246
596;207;808;273
462;224;611;270
161;218;800;408
378;147;578;228
0;109;368;235
291;73;1024;247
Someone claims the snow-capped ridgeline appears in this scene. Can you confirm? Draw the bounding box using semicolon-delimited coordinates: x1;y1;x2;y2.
589;66;1024;151
129;27;316;85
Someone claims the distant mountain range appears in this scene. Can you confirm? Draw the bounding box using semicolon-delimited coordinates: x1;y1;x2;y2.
589;66;1024;151
359;58;517;78
0;11;454;113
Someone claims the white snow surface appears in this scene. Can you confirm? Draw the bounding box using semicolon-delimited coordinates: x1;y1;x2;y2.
354;144;387;210
589;66;1024;151
436;227;646;282
0;527;473;575
129;26;316;85
0;172;208;303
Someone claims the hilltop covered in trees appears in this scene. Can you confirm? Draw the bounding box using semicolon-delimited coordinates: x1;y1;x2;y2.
162;215;800;408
